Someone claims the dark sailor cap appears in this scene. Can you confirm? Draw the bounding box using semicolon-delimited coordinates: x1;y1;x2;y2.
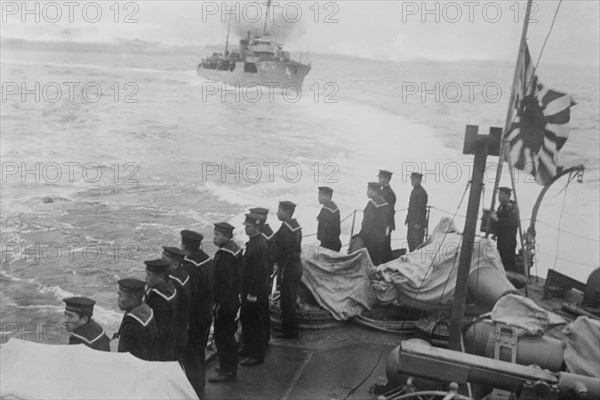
367;182;381;191
318;186;333;195
378;170;393;178
144;259;171;273
180;229;204;243
243;213;264;226
499;186;512;194
214;222;235;235
411;172;423;178
278;201;296;212
249;207;269;216
63;297;95;317
162;246;185;260
118;278;146;295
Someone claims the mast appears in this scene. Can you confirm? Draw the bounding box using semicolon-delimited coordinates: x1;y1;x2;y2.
263;0;272;36
486;0;534;235
224;12;232;54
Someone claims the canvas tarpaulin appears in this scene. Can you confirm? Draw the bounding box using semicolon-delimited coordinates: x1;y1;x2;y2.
300;247;378;320
562;316;600;378
369;217;509;308
0;339;198;400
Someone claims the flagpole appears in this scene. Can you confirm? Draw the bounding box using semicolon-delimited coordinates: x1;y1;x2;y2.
486;0;534;237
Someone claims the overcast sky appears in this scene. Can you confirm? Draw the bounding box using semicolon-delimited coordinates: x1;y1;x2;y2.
2;0;599;65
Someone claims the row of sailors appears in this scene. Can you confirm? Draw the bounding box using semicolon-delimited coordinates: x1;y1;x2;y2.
60;171;427;392
61;201;302;395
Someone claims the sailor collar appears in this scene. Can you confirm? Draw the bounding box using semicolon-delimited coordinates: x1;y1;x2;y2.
283;219;301;232
322;201;339;214
125;304;154;328
169;272;189;287
184;255;212;267
369;197;388;208
147;284;177;302
217;240;241;257
72;321;105;345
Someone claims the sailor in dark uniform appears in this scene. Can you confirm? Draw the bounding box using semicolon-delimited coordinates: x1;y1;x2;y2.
180;229;214;395
63;297;110;351
240;213;269;366
144;259;178;361
359;182;389;266
491;187;520;273
162;246;191;362
378;170;396;262
273;201;302;339
248;207;274;345
317;186;342;252
115;278;159;361
209;222;242;383
405;172;428;252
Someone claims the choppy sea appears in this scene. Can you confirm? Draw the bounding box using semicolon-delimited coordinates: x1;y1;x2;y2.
1;40;598;344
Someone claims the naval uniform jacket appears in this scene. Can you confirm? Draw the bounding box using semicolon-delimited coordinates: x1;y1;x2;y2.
170;268;191;351
317;200;341;251
117;303;159;361
359;195;388;244
406;185;428;229
260;223;275;276
69;319;110;351
496;200;519;247
214;240;242;312
273;219;302;274
242;233;269;299
381;185;397;232
145;280;178;361
183;250;215;328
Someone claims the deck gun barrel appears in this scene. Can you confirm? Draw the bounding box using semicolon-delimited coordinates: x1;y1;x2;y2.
387;339;599;399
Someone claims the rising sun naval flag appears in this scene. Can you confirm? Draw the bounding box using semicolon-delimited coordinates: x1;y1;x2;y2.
504;44;576;185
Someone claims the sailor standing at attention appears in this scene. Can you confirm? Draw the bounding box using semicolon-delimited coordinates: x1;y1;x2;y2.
180;229;214;395
491;187;520;273
162;246;191;363
316;186;342;252
63;296;110;351
378;170;396;262
209;222;242;383
239;213;269;366
144;259;179;361
273;201;302;339
115;278;159;361
405;172;428;252
248;207;275;345
359;182;389;266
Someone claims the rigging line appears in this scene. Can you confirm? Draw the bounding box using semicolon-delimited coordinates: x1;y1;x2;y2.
536;220;600;243
552;180;569;270
542;172;577;201
538;250;599;268
415;183;470;301
532;0;564;74
429;206;467;219
342;336;391;400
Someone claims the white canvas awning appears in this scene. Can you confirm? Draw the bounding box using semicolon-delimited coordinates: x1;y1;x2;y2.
1;339;198;400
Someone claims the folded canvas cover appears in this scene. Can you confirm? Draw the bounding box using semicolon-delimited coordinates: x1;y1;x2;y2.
0;339;198;400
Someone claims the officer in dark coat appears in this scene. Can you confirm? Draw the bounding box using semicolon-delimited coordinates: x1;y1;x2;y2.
273;201;302;339
63;297;110;351
209;222;242;383
359;182;389;266
317;186;342;252
492;187;520;273
240;213;269;366
144;259;178;361
378;170;396;262
405;172;428;252
115;278;159;361
180;229;214;396
162;246;191;362
249;207;274;345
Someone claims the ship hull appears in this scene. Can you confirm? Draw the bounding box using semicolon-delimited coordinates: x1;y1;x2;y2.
197;60;311;91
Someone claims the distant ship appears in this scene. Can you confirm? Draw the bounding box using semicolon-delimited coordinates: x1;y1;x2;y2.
196;0;311;90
